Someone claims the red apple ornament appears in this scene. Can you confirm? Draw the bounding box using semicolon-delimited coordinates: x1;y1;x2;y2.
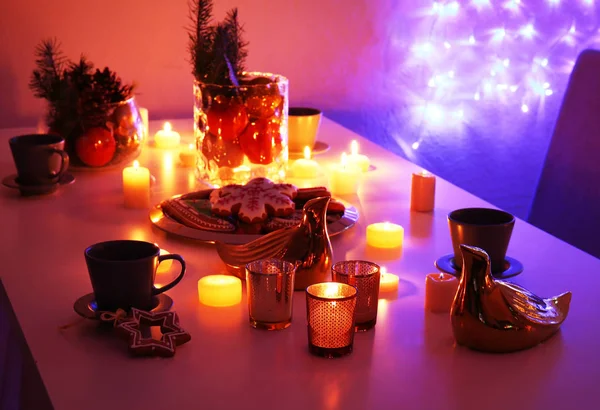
206;96;248;141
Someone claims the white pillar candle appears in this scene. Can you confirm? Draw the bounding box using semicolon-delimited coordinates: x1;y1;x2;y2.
179;143;197;167
139;107;149;139
411;171;436;212
379;267;400;293
154;122;181;149
123;160;150;209
347;140;370;172
291;146;319;179
424;272;459;313
329;153;361;195
366;222;404;249
198;275;242;307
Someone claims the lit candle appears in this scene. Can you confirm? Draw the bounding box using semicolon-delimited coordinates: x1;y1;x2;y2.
154;122;181;149
347;140;370;172
291;146;319;178
122;160;150;209
424;272;459;313
329;153;361;195
379;267;400;293
366;222;404;249
411;171;436;212
157;249;173;274
139;107;149;139
198;275;242;307
179;143;197;167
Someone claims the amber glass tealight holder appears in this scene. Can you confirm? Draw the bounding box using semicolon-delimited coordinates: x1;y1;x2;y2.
332;260;381;332
305;282;357;358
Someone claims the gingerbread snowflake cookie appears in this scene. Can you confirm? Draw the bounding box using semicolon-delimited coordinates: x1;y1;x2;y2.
116;309;191;357
210;178;298;224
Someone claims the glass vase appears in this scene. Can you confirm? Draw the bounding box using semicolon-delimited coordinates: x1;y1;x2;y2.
193;72;289;187
47;96;146;170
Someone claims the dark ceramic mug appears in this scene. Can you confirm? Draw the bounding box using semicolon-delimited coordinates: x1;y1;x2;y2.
9;134;69;186
448;208;515;274
84;240;186;312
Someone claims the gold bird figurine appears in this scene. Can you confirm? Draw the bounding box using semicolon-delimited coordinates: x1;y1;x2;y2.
451;244;571;353
216;196;333;290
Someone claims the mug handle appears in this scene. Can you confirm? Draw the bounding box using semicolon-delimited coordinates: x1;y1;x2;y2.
153;254;186;295
47;149;70;178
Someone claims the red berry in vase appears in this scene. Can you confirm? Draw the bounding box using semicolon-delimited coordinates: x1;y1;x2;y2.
75;127;117;167
239;118;279;165
206;96;249;141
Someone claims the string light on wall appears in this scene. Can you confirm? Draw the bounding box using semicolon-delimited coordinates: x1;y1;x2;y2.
403;0;600;150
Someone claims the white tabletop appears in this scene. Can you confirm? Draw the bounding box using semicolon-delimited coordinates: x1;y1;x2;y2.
1;118;598;410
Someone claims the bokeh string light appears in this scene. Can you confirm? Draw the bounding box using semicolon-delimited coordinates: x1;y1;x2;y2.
403;0;600;149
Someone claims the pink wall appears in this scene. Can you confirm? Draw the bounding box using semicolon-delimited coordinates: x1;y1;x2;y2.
0;0;389;127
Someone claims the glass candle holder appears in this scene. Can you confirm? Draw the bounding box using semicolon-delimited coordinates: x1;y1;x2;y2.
305;282;357;358
246;259;296;330
193;72;289;187
331;260;381;332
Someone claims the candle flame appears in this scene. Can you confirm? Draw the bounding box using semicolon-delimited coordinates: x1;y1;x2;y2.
341;152;348;168
323;283;340;298
420;170;431;176
189;143;194;150
440;272;445;279
133;160;140;169
381;266;387;275
351;140;359;155
303;146;312;160
163;122;172;132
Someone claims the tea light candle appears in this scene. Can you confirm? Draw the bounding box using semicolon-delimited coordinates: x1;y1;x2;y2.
122;160;150;209
308;283;356;349
380;267;400;293
198;275;242;307
291;146;319;179
366;222;404;249
179;143;197;167
424;272;459;313
347;140;370;172
411;171;436;212
329;153;360;195
154;122;181;149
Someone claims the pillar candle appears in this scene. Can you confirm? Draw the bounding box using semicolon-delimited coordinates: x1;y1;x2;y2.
139;107;149;139
154;122;181;149
123;160;150;209
366;222;404;249
347;140;370;172
424;272;459;313
179;143;197;167
411;171;436;212
198;275;242;307
379;267;400;293
329;153;360;195
291;146;319;178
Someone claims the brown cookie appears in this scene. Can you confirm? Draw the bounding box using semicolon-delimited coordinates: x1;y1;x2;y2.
162;198;236;232
328;199;346;214
264;210;303;232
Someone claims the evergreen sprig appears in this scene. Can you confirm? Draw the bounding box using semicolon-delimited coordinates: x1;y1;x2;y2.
187;0;249;86
29;39;135;141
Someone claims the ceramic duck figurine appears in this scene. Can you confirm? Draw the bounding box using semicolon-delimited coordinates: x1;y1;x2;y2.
216;196;333;290
451;244;571;353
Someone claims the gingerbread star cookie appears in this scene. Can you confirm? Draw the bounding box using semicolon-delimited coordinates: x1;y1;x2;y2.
210;177;298;224
116;309;191;357
161;196;236;232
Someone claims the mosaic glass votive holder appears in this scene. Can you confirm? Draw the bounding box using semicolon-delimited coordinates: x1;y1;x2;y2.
305;282;357;358
331;260;381;332
246;259;296;330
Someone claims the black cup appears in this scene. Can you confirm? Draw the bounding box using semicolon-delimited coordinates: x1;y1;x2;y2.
448;208;515;274
9;134;69;186
84;240;186;312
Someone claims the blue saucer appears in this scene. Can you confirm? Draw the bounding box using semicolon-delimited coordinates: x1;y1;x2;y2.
435;254;523;279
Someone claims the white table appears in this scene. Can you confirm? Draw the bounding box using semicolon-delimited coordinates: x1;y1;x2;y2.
0;118;598;410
